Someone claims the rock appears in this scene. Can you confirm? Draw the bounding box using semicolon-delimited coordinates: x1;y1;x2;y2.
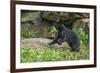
21;38;69;49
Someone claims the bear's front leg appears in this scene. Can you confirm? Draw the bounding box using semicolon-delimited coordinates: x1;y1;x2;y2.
48;38;58;45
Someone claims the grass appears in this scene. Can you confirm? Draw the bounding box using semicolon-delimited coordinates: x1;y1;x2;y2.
20;43;89;63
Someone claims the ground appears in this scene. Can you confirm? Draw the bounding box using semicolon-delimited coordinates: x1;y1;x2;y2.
20;38;89;62
21;38;69;49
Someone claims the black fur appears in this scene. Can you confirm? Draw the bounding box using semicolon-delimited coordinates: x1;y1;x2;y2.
49;21;80;52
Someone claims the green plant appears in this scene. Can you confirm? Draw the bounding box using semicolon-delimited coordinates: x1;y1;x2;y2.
73;27;89;48
21;31;33;38
48;27;57;38
20;46;89;63
79;28;89;48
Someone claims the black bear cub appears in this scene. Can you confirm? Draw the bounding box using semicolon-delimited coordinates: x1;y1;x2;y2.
49;20;80;52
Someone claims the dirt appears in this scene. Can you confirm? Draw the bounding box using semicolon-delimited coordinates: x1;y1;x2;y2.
21;38;69;49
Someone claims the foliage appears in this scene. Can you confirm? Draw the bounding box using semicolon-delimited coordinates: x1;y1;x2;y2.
74;27;89;48
79;28;89;48
21;31;33;38
48;27;57;38
21;45;89;63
